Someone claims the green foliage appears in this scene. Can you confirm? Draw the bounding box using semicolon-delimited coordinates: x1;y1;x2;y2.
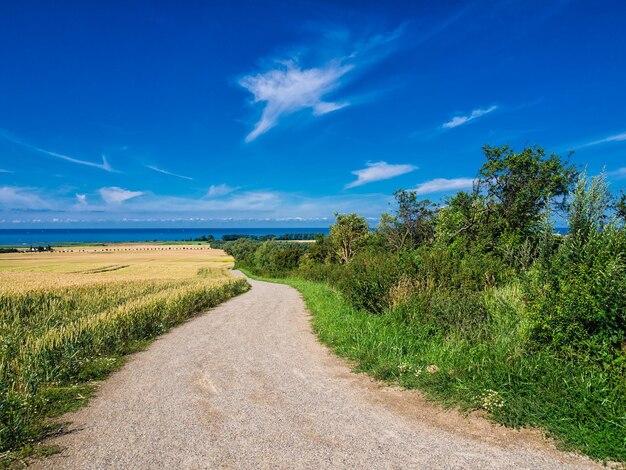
224;239;309;277
335;249;405;314
477;144;577;238
222;238;260;265
526;170;626;366
378;190;438;251
568;169;612;239
301;234;336;264
328;212;370;264
434;191;492;247
617;192;626;223
253;241;308;276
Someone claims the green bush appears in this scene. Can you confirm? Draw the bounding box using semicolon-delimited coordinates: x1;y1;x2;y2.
392;288;490;339
526;227;626;366
253;241;308;276
526;171;626;366
335;249;405;314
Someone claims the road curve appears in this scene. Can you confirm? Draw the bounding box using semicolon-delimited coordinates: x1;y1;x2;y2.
32;274;598;469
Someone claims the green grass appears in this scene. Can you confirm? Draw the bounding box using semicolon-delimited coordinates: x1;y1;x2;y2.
242;269;626;463
0;340;150;468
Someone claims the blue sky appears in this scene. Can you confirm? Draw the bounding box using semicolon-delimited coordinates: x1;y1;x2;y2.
1;0;625;228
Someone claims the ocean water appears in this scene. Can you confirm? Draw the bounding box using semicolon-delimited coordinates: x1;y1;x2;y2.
0;227;568;246
0;228;329;246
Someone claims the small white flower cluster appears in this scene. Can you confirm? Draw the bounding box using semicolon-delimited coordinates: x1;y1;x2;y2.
478;389;505;413
396;363;441;377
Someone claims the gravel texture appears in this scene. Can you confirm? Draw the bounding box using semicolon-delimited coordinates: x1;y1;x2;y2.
31;274;599;469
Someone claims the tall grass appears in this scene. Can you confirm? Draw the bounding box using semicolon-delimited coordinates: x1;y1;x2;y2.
0;270;248;454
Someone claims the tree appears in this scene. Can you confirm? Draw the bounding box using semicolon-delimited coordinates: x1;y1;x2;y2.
435;190;491;244
305;234;336;264
329;212;369;264
377;190;438;251
568;169;611;239
616;192;626;224
477;145;577;238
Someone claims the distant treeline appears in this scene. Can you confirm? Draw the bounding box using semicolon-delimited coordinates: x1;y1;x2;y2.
0;246;50;253
189;233;322;242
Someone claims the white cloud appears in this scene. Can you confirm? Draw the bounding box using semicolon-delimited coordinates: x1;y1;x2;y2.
47;151;113;172
240;60;352;142
0;130;115;172
575;132;626;149
346;161;417;189
146;165;194;181
442;105;497;129
413;177;474;195
239;28;405;142
99;187;144;204
0;186;397;225
607;167;626;180
0;186;50;210
75;193;87;205
206;184;238;197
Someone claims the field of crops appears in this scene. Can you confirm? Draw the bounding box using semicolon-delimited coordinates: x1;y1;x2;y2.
0;245;249;454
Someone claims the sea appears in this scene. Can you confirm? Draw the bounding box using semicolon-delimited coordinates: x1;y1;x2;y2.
0;228;329;246
0;227;568;247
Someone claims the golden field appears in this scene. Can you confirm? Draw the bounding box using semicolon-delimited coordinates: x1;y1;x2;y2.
0;244;249;452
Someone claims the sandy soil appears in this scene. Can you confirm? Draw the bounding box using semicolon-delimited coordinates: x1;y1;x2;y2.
30;274;599;469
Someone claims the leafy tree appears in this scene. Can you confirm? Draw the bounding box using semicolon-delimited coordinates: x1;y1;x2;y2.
568;169;611;240
477;145;577;238
222;238;259;266
378;190;438;251
329;212;369;264
304;234;336;264
434;191;491;245
616;192;626;224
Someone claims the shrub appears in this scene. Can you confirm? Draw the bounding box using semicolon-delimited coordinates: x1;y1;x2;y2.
335;249;405;314
526;171;626;366
526;227;626;366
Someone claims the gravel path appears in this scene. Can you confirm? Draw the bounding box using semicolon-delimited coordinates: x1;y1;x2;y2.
31;274;598;469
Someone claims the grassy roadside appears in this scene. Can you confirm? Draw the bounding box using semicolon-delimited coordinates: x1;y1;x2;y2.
0;338;150;468
242;269;625;464
1;254;249;469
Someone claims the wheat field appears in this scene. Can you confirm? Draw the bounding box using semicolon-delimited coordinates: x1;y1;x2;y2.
0;244;249;452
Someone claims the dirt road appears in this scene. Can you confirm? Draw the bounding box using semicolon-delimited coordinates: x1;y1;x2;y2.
32;275;597;469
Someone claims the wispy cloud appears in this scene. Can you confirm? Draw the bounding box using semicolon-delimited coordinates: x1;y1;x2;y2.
0;186;395;225
240;60;352;142
206;184;238;197
0;186;50;210
346;161;417;189
75;193;87;205
239;28;403;142
442;105;497;129
607;167;626;180
413;177;474;195
0;169;12;173
573;132;626;149
146;165;194;181
99;187;144;205
0;130;115;172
